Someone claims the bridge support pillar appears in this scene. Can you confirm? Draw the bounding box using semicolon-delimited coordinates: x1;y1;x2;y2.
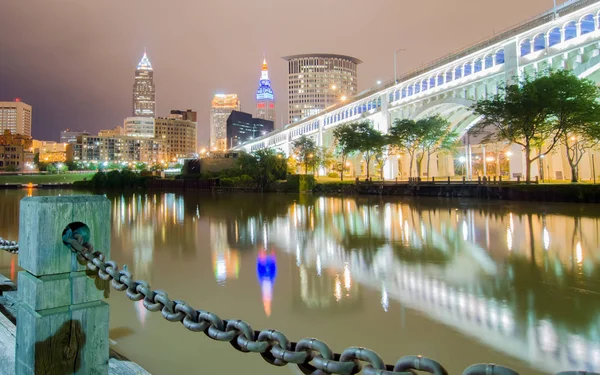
439;155;455;177
508;143;525;180
16;196;111;375
385;155;398;180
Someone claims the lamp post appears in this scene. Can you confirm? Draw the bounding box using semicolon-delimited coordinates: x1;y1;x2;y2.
394;49;407;84
593;153;597;184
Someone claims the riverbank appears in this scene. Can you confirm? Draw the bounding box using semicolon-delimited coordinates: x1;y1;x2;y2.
3;171;600;203
145;178;600;204
0;273;151;375
0;173;94;185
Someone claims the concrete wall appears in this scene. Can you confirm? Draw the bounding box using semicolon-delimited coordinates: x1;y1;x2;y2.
200;157;238;174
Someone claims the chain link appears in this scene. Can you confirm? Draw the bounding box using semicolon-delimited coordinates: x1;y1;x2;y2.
0;237;18;254
62;235;600;375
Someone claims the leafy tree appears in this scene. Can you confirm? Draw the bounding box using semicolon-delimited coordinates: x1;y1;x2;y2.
354;121;386;179
237;149;286;189
292;136;317;174
37;162;48;171
286;156;298;175
332;124;361;180
541;70;600;182
66;161;78;171
33;153;39;165
46;163;58;174
417;116;458;179
388;118;429;178
315;147;334;176
471;73;562;183
374;142;389;181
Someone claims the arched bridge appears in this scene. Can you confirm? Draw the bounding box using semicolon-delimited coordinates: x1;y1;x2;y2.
234;0;600;179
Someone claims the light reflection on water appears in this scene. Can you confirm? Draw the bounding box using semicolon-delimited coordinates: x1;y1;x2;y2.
1;190;600;374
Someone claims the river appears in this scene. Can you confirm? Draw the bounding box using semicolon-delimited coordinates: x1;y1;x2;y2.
1;189;599;374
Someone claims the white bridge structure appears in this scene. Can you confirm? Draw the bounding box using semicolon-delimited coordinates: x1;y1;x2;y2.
235;0;600;180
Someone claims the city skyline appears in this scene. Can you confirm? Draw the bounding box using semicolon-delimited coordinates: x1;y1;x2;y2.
0;0;570;144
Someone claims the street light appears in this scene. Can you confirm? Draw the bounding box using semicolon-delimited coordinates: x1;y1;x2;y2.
394;48;407;84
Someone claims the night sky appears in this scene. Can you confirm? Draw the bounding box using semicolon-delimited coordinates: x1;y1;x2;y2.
0;0;567;145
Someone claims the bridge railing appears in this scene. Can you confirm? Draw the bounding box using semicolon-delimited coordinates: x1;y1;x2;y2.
1;195;596;374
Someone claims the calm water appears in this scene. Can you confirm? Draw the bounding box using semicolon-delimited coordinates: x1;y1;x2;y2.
1;189;600;374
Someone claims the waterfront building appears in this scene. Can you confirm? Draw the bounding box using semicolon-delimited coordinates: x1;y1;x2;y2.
0;99;32;136
0;130;34;170
60;129;90;144
154;117;197;161
255;58;276;124
282;54;361;123
98;126;124;137
32;140;67;163
210;94;240;151
67;135;164;164
226;110;273;149
124;117;155;138
133;51;155;117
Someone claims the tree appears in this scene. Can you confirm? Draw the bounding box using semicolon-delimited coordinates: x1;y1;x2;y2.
315;147;334;176
374;141;390;181
237;149;287;189
471;74;561;183
541;70;600;182
354;121;386;179
292;136;317;174
388;118;429;178
332;124;361;180
419;117;458;179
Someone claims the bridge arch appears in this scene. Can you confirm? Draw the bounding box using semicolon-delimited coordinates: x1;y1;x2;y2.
408;97;475;120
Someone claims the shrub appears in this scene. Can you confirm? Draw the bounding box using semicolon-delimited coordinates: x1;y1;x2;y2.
327;172;338;178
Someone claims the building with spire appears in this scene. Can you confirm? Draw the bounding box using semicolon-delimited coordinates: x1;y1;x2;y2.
133;50;155;118
255;58;276;124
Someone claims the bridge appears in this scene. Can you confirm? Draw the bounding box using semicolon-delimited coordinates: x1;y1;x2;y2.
235;0;600;180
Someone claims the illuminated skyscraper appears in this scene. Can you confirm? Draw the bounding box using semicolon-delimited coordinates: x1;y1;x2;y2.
210;94;240;151
255;58;276;124
132;51;155;117
283;54;361;124
0;99;32;136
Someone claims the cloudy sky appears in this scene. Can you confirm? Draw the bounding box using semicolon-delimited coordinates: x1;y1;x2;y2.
0;0;568;144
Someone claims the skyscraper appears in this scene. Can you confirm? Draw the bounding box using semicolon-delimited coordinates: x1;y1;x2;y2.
282;54;361;124
133;51;155;118
210;94;240;151
0;99;32;136
227;110;274;149
255;58;276;124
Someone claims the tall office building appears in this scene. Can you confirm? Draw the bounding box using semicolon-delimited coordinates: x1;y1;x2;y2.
133;51;155;117
255;58;276;124
155;117;197;161
210;94;240;151
227;110;274;149
0;99;32;136
282;54;361;123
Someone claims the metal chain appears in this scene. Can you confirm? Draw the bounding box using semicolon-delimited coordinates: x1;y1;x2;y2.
62;234;599;375
0;237;18;254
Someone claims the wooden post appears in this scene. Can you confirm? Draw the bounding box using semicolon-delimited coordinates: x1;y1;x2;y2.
16;196;111;375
